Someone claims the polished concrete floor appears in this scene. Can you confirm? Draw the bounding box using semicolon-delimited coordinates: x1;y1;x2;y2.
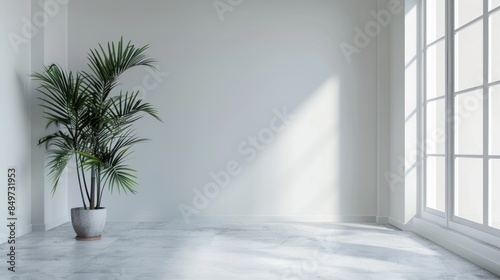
0;222;498;279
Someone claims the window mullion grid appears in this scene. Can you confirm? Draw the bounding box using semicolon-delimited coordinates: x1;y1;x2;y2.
422;0;428;215
421;0;427;216
427;36;445;48
492;5;500;14
425;0;500;241
483;0;490;228
446;0;455;227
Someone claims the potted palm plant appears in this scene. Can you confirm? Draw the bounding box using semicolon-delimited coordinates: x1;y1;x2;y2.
33;38;161;240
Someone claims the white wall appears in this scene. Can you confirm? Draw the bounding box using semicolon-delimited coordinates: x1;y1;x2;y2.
389;0;418;228
67;0;386;223
41;0;71;230
0;0;33;242
30;0;69;231
389;0;406;225
30;0;70;232
376;0;391;223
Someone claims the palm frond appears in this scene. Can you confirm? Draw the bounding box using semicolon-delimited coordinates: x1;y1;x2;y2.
34;38;161;207
86;37;156;101
45;148;74;194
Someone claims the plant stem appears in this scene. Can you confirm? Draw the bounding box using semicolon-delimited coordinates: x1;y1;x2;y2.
74;156;87;210
90;166;96;209
96;166;101;208
79;156;90;201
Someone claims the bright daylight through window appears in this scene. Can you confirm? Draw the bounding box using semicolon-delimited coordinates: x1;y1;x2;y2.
423;0;500;241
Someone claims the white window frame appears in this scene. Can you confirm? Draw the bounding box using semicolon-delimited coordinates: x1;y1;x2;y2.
420;0;500;249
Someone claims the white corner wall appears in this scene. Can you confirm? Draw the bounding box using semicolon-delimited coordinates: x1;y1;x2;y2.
66;0;392;223
389;0;406;226
30;0;70;231
0;0;33;242
389;0;419;228
376;0;391;223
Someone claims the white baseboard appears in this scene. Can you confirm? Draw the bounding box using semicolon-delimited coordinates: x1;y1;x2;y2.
412;218;500;276
376;216;389;224
32;215;70;232
32;224;46;231
18;223;32;237
106;215;378;224
106;215;178;223
44;215;70;231
388;217;413;230
189;215;377;223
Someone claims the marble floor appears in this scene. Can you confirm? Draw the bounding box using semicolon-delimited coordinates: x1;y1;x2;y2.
0;222;498;279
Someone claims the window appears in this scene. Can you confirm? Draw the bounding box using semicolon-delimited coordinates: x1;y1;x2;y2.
422;0;500;243
424;0;446;215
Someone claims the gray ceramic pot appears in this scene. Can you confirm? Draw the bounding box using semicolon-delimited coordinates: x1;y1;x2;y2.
71;207;107;240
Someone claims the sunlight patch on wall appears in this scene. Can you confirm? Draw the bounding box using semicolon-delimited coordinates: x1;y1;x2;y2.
270;76;340;216
404;0;419;223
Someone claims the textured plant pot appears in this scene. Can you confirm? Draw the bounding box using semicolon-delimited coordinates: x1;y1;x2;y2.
71;207;107;240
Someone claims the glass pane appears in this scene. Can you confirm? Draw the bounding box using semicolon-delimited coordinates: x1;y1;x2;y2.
426;156;446;212
455;90;483;155
455;0;483;29
454;20;483;92
427;41;446;99
426;99;446;154
490;86;500;155
490;159;500;229
490;10;500;83
491;0;500;11
427;0;445;43
455;157;483;224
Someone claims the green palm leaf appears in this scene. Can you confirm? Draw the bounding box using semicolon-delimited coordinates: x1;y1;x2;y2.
33;38;162;209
